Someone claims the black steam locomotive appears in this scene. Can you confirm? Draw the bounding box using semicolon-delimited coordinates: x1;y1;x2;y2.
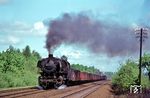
37;54;106;89
37;54;70;89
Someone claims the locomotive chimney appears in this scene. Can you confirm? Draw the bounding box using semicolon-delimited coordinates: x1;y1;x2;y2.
48;54;53;58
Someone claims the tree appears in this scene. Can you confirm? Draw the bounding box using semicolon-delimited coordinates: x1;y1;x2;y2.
142;53;150;80
71;64;100;74
32;50;41;60
0;48;25;73
104;72;114;79
8;45;15;52
0;45;41;88
23;45;31;57
112;60;139;92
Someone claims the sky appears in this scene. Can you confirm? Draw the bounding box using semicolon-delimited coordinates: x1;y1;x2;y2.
0;0;150;72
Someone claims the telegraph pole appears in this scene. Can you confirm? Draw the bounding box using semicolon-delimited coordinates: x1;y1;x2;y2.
139;28;143;85
135;28;148;85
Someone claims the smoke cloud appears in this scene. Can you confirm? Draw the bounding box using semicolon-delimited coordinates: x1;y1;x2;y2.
46;13;140;57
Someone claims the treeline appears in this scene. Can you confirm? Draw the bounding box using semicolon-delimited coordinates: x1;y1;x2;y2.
112;53;150;94
0;45;41;88
104;72;114;79
71;64;101;74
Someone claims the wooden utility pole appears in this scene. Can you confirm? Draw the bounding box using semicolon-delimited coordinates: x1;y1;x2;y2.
139;28;143;85
135;28;148;85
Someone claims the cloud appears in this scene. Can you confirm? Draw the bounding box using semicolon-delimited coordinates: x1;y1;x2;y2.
34;21;45;30
0;35;20;45
0;0;11;5
7;36;20;44
53;44;124;72
0;21;47;37
0;21;47;47
33;21;47;36
53;44;83;59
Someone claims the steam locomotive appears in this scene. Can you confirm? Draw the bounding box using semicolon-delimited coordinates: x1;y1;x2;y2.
37;54;106;89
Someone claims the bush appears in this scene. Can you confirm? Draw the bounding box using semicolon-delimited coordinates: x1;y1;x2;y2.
112;59;150;94
112;60;138;93
0;45;40;88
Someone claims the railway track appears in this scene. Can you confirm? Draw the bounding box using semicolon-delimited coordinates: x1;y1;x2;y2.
62;84;101;98
0;80;108;98
52;81;107;98
0;86;44;98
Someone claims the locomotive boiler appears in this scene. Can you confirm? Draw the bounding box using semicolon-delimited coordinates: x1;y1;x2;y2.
37;54;106;89
37;54;70;89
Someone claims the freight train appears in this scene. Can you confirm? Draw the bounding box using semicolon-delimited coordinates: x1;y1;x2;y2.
37;54;107;89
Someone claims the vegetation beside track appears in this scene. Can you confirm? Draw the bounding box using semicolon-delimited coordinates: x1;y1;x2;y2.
71;64;101;74
112;53;150;94
0;45;41;88
0;45;110;89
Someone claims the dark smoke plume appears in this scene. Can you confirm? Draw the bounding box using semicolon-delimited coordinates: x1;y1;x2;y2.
46;13;139;57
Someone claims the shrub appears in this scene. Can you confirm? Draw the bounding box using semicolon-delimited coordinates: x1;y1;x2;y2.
0;45;40;88
112;60;138;93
